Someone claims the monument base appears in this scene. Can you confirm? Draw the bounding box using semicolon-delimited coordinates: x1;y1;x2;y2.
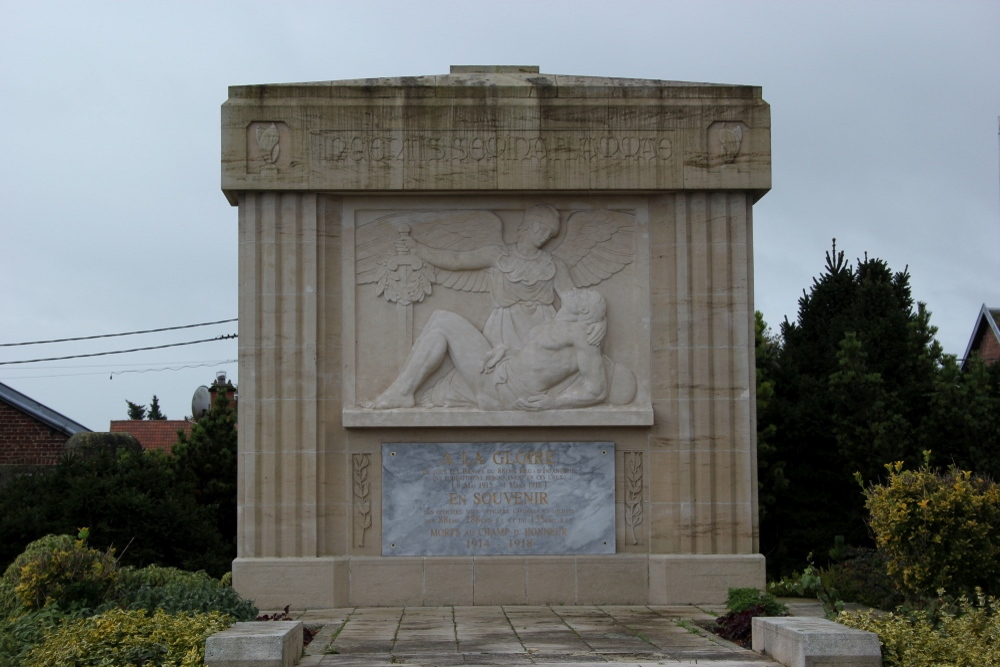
233;554;764;609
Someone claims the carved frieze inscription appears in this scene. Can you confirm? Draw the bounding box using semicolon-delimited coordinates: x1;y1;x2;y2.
382;442;615;556
312;131;673;169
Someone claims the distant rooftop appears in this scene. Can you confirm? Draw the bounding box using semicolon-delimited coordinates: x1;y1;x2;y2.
110;420;193;454
0;380;91;435
961;304;1000;370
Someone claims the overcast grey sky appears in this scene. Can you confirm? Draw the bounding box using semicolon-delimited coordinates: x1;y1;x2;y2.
1;1;998;430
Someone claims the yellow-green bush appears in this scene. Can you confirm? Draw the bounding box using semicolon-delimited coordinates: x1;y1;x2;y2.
2;532;117;613
26;607;232;666
839;590;1000;666
860;454;1000;599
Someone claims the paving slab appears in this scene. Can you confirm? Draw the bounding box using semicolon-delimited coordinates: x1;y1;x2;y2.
295;606;784;666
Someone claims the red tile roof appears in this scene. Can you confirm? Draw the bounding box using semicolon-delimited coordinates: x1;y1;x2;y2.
109;420;192;454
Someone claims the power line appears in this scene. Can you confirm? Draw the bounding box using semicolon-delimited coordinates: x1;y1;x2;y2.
109;360;237;378
0;360;238;380
0;335;237;365
0;358;236;370
0;318;238;347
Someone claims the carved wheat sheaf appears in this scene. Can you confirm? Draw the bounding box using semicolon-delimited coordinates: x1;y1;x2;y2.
624;451;643;545
352;453;372;547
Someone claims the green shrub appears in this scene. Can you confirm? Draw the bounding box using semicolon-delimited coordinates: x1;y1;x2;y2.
725;587;787;616
2;532;117;613
712;606;762;646
0;536;90;662
767;574;806;598
839;590;1000;666
0;537;255;663
711;588;788;647
768;543;903;612
766;560;845;618
114;566;257;621
0;606;68;665
25;607;232;666
859;454;1000;600
822;546;903;610
15;541;117;613
0;448;233;577
2;534;76;587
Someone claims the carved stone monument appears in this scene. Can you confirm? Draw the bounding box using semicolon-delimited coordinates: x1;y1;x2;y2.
223;66;770;607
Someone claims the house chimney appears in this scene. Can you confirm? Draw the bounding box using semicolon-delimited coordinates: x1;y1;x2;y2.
208;371;237;411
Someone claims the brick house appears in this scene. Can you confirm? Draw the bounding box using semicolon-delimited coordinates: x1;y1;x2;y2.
0;380;90;471
961;304;1000;371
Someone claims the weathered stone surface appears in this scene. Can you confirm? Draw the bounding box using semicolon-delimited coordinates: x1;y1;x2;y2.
222;67;770;201
752;617;881;667
295;605;784;666
204;621;303;667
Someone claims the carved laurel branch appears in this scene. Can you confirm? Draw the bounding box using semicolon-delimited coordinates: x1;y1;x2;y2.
352;453;372;547
624;451;643;545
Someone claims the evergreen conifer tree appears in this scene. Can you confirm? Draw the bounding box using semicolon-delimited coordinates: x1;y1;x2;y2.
761;242;942;575
147;395;167;420
126;400;146;420
170;390;238;555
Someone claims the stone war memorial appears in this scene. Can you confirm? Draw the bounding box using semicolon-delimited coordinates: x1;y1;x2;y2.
221;66;771;608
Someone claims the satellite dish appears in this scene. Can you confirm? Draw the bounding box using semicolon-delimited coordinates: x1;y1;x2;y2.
192;386;211;419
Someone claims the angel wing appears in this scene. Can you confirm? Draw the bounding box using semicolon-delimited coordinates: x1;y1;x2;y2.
550;210;635;287
356;210;504;294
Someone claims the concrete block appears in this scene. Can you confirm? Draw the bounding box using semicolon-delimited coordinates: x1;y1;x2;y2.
752;616;881;667
205;621;303;667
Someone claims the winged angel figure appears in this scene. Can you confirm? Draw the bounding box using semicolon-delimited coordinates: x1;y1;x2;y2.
356;205;638;409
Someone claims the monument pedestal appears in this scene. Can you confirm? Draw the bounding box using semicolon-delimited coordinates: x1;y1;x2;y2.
223;67;770;608
233;554;765;608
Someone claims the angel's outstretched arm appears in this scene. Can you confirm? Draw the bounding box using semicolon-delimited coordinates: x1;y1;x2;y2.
552;256;575;298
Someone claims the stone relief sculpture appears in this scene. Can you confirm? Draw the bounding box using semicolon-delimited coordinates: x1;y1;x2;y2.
371;289;625;411
357;206;638;410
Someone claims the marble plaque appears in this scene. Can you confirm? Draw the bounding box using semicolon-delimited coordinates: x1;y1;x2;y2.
382;442;615;556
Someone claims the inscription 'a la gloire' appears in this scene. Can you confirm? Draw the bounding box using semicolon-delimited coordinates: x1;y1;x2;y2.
442;450;558;466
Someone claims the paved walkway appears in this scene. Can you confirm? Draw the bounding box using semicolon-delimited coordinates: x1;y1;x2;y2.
292;605;788;666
